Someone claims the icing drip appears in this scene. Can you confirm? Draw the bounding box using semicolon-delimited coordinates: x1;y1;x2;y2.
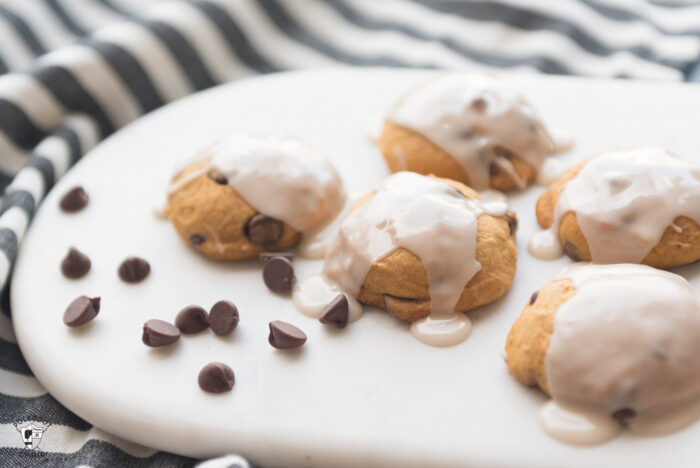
169;134;346;233
323;172;487;346
542;263;700;444
387;73;554;190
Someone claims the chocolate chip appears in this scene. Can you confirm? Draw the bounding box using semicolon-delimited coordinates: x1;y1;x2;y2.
505;211;518;236
61;247;91;279
63;296;100;327
529;290;539;305
175;305;209;334
190;234;206;246
118;256;151;283
142;319;181;347
562;240;580;261
198;362;235;393
489;162;499;176
207;169;228;185
268;320;307;349
262;256;296;293
60;186;89;213
612;408;636;423
245;214;284;247
259;251;294;262
494;146;513;159
319;294;349;329
471;98;486;112
209;300;239;336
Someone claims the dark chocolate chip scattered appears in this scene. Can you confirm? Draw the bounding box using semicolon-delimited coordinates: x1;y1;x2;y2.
612;408;636;423
209;300;239;336
175;305;209;334
259;251;294;262
142;319;181;347
207;169;228;185
319;294;349;329
63;296;100;327
245;214;284;247
118;256;151;283
198;362;235;393
505;211;518;236
61;247;91;279
268;320;307;349
562;240;581;261
190;234;206;246
60;186;89;212
262;256;296;293
489;162;499;176
529;290;539;306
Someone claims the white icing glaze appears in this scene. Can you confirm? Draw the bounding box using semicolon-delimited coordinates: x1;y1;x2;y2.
535;157;566;187
544;263;700;442
410;315;472;347
387;73;554;190
628;394;700;436
527;230;563;260
297;193;361;260
550;147;700;263
478;189;509;217
292;274;363;322
169;134;346;233
549;126;574;154
152;192;168;219
323;172;488;346
365;113;385;144
540;400;622;446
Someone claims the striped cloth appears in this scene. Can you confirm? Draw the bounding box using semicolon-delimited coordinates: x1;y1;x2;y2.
1;1;700;466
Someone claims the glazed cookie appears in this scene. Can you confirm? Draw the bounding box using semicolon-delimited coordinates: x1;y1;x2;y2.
532;146;700;268
379;73;555;191
322;171;517;346
505;263;700;445
167;134;345;260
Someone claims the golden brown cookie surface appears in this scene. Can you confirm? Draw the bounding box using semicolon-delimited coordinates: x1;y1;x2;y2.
536;156;700;269
504;279;576;395
166;161;301;261
379;121;537;191
354;175;518;322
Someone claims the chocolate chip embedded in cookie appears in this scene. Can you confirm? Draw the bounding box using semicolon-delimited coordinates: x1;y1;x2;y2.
379;73;554;191
505;264;700;444
166;134;345;261
533;147;700;268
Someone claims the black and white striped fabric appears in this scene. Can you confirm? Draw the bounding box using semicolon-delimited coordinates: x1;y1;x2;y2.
2;1;700;466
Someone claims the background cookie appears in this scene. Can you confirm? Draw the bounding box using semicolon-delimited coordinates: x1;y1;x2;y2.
535;148;700;268
380;121;538;191
380;73;554;191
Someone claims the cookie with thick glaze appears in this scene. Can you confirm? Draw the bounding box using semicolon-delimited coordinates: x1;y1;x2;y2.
341;175;518;322
536;148;700;268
